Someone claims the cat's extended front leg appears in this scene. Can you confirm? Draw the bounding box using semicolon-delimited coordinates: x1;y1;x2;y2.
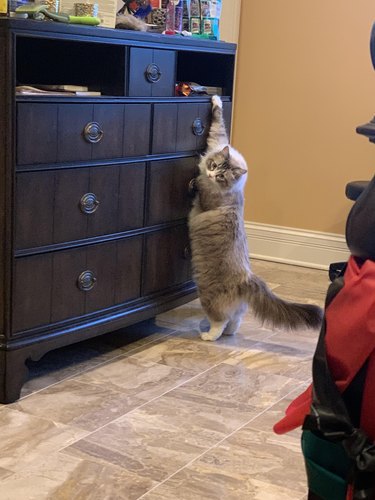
206;95;228;150
200;320;228;341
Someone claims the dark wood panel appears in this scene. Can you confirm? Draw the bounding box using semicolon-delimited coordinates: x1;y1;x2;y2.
13;237;144;331
151;49;176;97
13;254;53;332
152;103;178;154
115;237;143;304
143;225;191;295
15;171;55;249
57;104;93;162
15;163;146;250
87;166;119;237
123;104;151;157
0;35;7;339
128;47;153;97
118;162;145;231
128;48;175;97
197;102;211;150
85;242;117;313
51;248;86;322
176;102;199;152
92;104;124;160
147;157;197;226
54;168;90;243
17;103;58;165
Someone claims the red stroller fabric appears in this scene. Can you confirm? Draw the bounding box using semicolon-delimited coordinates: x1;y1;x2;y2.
274;255;375;442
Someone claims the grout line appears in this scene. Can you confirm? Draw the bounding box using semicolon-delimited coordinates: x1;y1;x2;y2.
58;360;226;446
18;327;182;402
136;381;308;499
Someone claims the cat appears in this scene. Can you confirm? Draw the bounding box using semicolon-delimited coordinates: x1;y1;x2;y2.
116;13;148;31
188;95;323;341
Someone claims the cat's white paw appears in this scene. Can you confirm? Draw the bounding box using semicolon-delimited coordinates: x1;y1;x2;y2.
200;331;222;341
211;95;223;109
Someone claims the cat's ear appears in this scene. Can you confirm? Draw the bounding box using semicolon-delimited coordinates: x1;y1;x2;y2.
221;145;230;159
233;167;247;180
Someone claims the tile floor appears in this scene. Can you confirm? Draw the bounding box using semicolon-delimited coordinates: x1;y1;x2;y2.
0;260;329;499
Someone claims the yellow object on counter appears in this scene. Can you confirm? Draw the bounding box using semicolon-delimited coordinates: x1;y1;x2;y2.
0;0;7;14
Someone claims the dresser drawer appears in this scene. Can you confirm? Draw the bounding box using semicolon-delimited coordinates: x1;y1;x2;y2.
146;157;197;226
15;163;146;250
128;48;175;97
143;225;191;295
17;103;151;165
152;101;232;154
12;237;143;333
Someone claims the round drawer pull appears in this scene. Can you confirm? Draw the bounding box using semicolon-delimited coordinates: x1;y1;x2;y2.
79;193;100;214
77;270;97;292
192;118;205;136
145;63;162;83
183;246;191;260
83;122;104;144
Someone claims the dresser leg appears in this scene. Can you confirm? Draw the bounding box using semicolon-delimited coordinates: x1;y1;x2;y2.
0;349;29;404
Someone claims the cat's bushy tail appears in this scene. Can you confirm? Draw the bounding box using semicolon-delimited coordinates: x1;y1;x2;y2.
244;274;323;330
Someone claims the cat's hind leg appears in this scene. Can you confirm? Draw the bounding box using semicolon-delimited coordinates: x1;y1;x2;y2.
200;320;228;341
222;317;241;336
222;304;247;336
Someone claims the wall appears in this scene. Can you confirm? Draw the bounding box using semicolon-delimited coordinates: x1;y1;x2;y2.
233;1;375;235
220;0;241;44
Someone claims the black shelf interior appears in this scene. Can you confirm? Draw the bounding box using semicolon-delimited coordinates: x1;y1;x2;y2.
16;36;126;96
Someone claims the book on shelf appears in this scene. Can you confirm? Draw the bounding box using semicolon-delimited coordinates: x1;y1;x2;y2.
36;84;90;92
16;85;102;96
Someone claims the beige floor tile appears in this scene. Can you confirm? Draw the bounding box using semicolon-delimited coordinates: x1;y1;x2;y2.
0;468;14;481
143;468;304;500
186;426;307;494
0;260;328;499
22;320;177;397
155;299;204;330
129;335;238;373
263;328;320;354
64;413;215;483
225;342;313;381
72;356;194;402
70;356;194;407
0;451;157;500
12;378;147;432
251;260;329;291
104;319;178;352
0;408;87;472
248;384;310;438
174;361;299;411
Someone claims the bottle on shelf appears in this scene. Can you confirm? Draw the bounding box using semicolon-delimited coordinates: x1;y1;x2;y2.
175;0;182;31
165;0;182;35
165;0;175;34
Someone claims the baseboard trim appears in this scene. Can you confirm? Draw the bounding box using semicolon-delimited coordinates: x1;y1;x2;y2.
245;222;349;270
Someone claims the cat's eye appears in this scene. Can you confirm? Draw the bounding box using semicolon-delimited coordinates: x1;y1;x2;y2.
208;162;216;171
216;173;225;181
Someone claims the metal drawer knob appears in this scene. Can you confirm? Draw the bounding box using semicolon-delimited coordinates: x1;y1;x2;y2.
183;246;191;260
192;118;205;136
83;122;104;144
79;193;100;214
77;270;97;291
145;63;162;83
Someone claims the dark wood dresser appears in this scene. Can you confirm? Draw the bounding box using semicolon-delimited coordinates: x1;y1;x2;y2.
0;19;236;402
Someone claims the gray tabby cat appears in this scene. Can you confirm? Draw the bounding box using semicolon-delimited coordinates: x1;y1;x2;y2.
188;95;323;341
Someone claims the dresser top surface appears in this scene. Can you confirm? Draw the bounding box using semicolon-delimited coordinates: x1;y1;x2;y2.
0;18;237;54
